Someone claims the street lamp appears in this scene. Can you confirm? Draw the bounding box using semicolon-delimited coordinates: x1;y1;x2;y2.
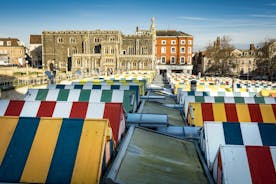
26;60;29;75
25;55;29;76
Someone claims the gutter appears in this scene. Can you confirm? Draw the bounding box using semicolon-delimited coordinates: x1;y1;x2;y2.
194;142;215;184
104;126;135;184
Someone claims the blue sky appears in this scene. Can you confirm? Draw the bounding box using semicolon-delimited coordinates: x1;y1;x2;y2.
1;0;276;50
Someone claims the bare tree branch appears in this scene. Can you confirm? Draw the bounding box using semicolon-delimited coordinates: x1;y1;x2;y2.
204;36;237;77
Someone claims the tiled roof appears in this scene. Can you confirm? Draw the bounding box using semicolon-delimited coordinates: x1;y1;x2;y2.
30;35;42;44
156;30;192;37
0;38;19;46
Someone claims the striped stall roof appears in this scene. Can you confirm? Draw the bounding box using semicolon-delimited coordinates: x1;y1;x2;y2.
178;91;256;104
0;116;111;184
48;84;140;103
176;85;236;93
167;73;275;93
73;78;148;89
177;91;210;103
213;145;276;184
260;89;276;97
187;103;276;126
0;100;125;143
52;81;145;95
24;89;138;113
183;96;276;117
201;122;276;169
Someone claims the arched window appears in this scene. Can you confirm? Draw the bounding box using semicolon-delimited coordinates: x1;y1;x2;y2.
77;59;81;66
105;47;109;54
111;48;115;54
70;37;76;44
170;56;176;64
180;57;185;64
57;37;63;43
180;47;185;53
161;56;166;64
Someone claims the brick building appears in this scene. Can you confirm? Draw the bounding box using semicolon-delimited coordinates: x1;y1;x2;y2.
0;38;25;66
155;30;193;75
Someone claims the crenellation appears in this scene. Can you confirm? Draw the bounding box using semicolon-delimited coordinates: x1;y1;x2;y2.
42;18;156;74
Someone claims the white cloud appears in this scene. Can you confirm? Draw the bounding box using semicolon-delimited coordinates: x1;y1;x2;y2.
250;14;276;18
266;3;276;6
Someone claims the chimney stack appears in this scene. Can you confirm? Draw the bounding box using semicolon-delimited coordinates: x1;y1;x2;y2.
249;43;255;50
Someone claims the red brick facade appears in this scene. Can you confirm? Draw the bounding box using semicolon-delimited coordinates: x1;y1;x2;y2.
156;30;193;65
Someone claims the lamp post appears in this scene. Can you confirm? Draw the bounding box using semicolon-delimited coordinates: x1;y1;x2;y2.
26;61;29;75
25;56;29;76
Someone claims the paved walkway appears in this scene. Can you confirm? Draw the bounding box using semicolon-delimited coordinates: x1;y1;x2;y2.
142;74;185;126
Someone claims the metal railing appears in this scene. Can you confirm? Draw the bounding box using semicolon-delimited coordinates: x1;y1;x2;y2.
0;72;96;90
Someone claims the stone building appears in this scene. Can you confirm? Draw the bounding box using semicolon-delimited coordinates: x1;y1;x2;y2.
193;37;275;80
268;41;276;58
42;18;156;74
71;30;122;74
0;38;25;66
232;45;257;79
196;45;257;79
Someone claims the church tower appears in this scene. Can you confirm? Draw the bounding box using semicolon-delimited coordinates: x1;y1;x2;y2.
150;16;156;34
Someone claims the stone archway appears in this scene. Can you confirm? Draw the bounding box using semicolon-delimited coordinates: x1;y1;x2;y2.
49;63;54;71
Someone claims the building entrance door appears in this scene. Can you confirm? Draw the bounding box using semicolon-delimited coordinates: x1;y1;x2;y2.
172;70;183;73
160;69;167;77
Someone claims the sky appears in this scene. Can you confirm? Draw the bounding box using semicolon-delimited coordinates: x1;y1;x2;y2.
1;0;276;51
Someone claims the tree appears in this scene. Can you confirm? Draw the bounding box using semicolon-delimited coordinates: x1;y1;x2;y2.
253;39;276;81
30;46;42;67
204;36;237;77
